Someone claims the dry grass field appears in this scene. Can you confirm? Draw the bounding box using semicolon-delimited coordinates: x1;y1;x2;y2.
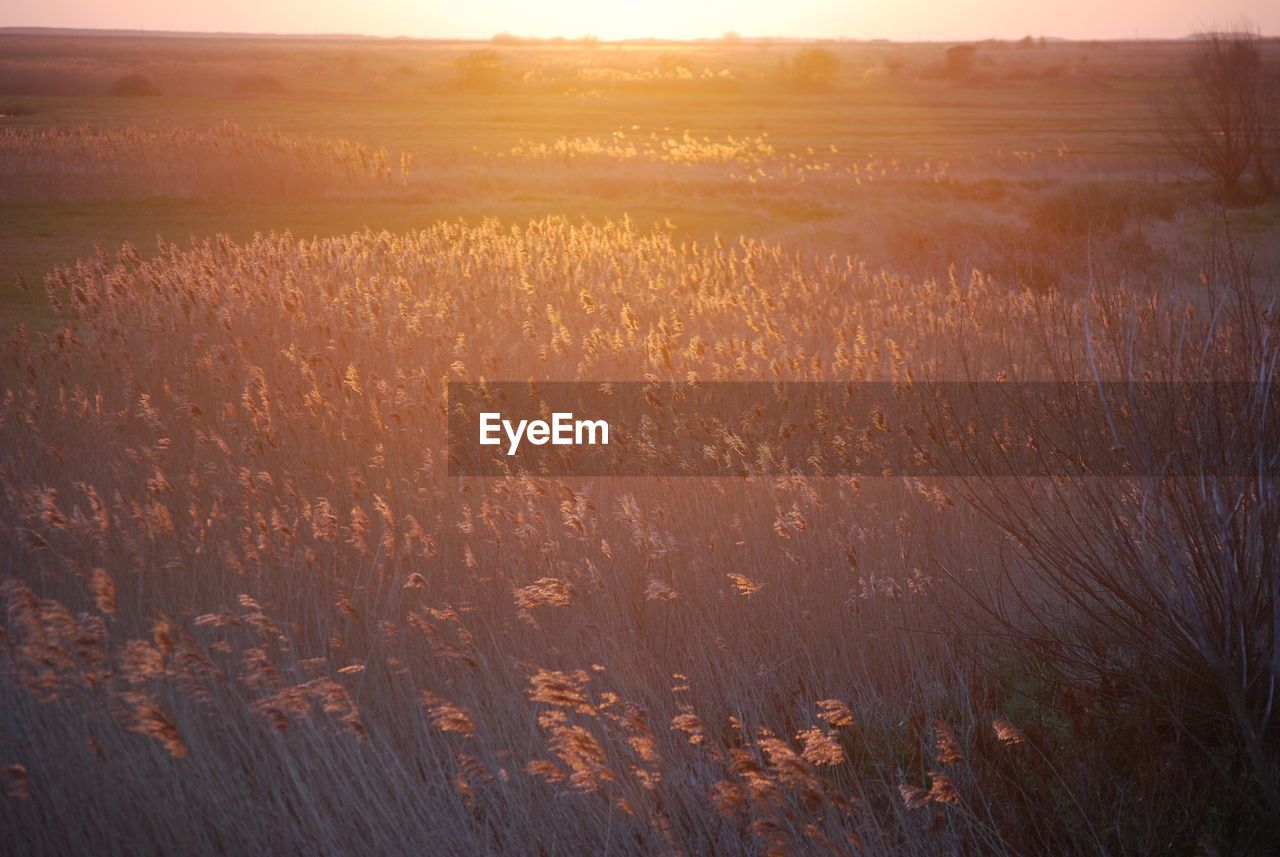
1;30;1278;855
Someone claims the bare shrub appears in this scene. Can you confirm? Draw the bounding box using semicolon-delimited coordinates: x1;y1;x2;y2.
938;235;1280;841
1159;28;1279;203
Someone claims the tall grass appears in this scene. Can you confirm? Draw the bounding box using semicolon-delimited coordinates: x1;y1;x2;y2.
1;217;1275;853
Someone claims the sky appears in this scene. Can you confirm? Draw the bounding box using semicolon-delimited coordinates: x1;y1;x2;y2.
0;0;1275;42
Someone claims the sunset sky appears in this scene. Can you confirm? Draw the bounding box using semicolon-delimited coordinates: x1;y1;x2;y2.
0;0;1276;41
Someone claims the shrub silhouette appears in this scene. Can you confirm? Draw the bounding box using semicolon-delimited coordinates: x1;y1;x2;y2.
1160;29;1278;203
1031;181;1178;234
789;47;839;91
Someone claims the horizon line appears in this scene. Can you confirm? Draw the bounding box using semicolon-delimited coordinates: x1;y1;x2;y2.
2;25;1273;44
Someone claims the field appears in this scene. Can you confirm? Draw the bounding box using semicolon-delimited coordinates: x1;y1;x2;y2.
1;30;1279;855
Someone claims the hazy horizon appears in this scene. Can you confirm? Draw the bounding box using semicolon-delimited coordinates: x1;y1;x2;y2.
2;25;1276;43
0;0;1276;43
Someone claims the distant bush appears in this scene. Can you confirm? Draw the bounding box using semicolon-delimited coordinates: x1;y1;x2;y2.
1031;181;1178;234
786;47;840;92
232;74;286;95
0;104;37;117
107;74;159;96
944;44;977;79
455;49;506;93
